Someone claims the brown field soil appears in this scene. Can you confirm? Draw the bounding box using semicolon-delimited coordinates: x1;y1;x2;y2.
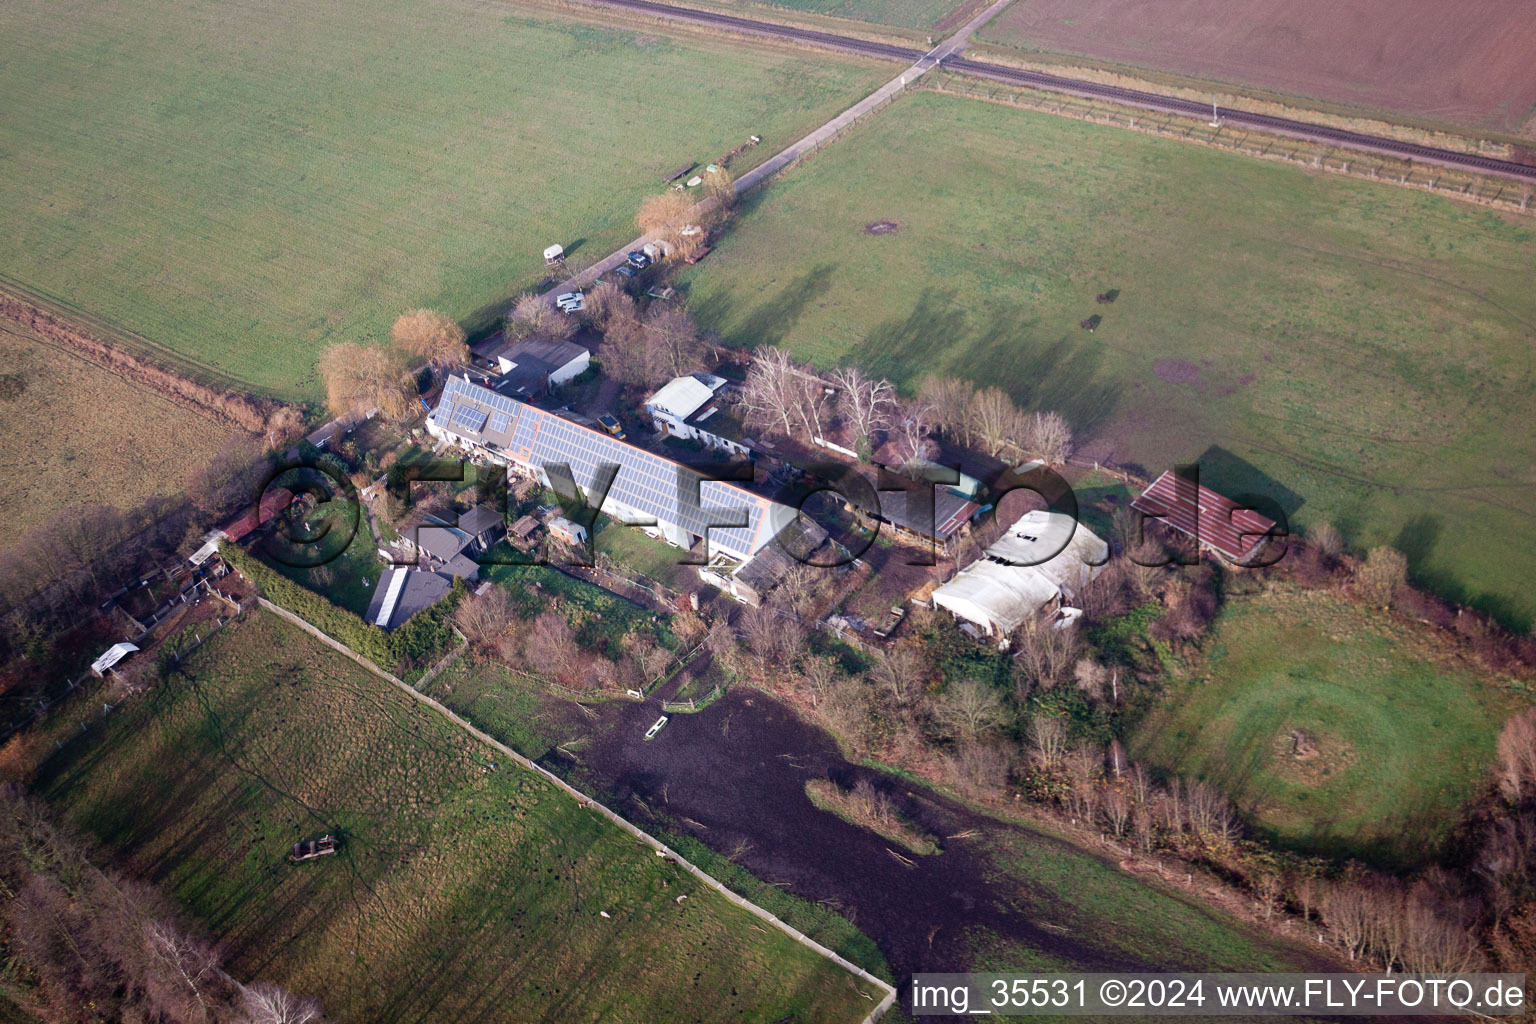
979;0;1536;134
0;319;234;535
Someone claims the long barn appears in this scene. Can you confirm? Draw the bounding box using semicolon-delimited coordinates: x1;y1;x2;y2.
426;374;795;562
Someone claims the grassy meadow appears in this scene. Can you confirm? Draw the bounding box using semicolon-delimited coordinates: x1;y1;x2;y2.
724;0;969;30
0;0;887;398
679;90;1536;628
1129;585;1522;867
37;610;874;1023
0;320;235;534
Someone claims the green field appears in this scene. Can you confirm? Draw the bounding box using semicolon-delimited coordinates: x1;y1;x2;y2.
1129;585;1521;867
679;90;1536;629
724;0;968;30
0;0;886;398
36;610;873;1023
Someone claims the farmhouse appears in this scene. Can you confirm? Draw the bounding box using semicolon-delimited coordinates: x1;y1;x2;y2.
487;338;590;397
426;374;795;564
931;510;1107;637
644;373;752;457
1130;470;1278;564
407;507;505;579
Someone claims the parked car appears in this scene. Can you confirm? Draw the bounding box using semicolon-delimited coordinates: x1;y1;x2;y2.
684;245;712;265
626;250;651;269
597;414;626;439
556;290;584;313
614;264;637;279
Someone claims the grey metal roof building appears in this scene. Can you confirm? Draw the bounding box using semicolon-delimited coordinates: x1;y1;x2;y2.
365;568;454;631
427;375;791;561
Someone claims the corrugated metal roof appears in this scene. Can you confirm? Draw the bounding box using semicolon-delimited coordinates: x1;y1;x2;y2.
647;375;717;421
1130;470;1277;563
430;376;786;560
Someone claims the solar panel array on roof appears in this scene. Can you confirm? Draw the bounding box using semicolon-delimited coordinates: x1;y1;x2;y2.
431;376;783;559
1130;471;1278;564
452;404;489;433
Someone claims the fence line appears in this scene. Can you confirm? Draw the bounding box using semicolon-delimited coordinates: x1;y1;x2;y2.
661;685;724;714
254;599;896;1022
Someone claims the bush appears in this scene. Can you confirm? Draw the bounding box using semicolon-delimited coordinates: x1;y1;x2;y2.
1357;546;1409;607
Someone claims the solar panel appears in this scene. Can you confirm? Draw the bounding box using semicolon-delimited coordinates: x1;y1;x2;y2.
452;404;489;432
434;375;776;558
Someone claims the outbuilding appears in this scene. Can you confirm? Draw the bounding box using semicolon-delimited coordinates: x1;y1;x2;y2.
931;510;1107;638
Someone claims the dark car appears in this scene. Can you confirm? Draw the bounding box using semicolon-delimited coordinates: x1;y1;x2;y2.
626;250;651;269
614;264;637;279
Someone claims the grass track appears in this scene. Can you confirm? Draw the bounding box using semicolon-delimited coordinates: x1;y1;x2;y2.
37;609;872;1023
0;0;887;399
1129;585;1522;867
679;90;1536;628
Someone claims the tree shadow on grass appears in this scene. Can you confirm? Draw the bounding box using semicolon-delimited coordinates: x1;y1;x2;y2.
690;263;838;354
852;288;1123;437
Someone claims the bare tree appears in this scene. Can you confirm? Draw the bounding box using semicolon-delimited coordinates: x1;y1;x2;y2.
1323;882;1373;961
241;982;326;1024
525;611;578;684
739;346;801;438
505;293;577;343
317;343;417;420
641;306;705;381
454;587;515;653
1012;612;1081;694
830;366;895;457
1495;707;1536;804
966;386;1025;458
585;280;636;333
1027;713;1068;769
390;309;467;370
934;678;1005;738
891;397;938;466
1357;546;1408;606
800;655;839;707
1102;785;1130;837
918;375;977;447
790;372;833;444
1022;410;1073;466
870;646;923;705
1309;521;1345;561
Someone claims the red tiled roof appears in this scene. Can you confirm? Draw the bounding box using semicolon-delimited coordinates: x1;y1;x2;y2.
220;487;295;542
1130;471;1277;564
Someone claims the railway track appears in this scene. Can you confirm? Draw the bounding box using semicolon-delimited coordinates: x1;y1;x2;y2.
570;0;1536;184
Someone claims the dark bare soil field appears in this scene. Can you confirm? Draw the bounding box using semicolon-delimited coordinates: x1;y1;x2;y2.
980;0;1536;134
534;687;1332;985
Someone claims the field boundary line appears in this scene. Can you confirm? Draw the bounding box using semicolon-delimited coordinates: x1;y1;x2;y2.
254;598;897;1022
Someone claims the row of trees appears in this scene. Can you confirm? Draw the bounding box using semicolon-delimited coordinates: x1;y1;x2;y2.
0;786;326;1024
737;349;1075;466
319;309;467;421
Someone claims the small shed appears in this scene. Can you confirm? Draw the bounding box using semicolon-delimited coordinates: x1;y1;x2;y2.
543;244;564;265
91;643;139;678
510;514;541;549
548;516;588;546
